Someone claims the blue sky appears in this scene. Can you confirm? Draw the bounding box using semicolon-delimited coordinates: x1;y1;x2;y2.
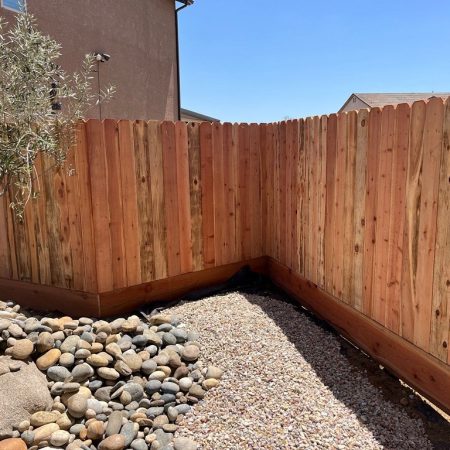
178;0;450;123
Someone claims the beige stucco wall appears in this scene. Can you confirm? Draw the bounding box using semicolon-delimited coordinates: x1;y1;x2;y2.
1;0;178;120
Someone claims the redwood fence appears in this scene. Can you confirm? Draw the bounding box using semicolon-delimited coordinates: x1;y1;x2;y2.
1;97;449;412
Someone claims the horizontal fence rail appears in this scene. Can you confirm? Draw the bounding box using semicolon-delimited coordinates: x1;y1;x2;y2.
0;98;449;411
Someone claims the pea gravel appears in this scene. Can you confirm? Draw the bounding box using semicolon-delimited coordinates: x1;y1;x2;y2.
165;292;432;450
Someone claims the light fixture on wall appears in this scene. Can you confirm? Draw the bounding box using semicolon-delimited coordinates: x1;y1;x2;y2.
93;52;111;120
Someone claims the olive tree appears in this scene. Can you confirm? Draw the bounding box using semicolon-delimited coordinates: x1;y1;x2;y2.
0;11;114;218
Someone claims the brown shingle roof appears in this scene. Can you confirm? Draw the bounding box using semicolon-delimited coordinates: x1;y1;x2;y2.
340;92;450;112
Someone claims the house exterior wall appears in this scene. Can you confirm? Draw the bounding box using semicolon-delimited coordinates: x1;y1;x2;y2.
0;0;178;120
339;95;368;113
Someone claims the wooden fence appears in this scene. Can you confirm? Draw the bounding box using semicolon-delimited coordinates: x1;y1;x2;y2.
0;98;449;412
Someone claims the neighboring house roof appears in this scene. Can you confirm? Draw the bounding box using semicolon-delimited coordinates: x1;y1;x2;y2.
339;92;450;112
180;108;220;122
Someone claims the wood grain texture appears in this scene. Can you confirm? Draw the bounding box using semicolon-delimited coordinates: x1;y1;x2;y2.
2;110;450;387
430;99;450;362
199;122;215;268
187;122;203;271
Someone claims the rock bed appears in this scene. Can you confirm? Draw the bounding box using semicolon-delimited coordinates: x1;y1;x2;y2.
164;292;433;450
0;300;224;450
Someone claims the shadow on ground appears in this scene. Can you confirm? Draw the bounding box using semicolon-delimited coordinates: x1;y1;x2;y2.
236;278;450;450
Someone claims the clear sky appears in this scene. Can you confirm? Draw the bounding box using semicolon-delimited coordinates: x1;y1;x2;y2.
178;0;450;123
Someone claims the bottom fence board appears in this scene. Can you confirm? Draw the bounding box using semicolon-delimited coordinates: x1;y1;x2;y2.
267;257;450;416
0;277;100;317
98;257;268;317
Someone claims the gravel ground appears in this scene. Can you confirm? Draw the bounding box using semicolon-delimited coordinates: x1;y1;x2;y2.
165;292;433;450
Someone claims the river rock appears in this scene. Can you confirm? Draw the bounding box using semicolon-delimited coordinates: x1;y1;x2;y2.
36;349;61;371
33;423;60;444
49;430;70;447
181;345;199;362
67;394;88;418
98;367;120;380
161;382;179;395
114;360;132;377
71;363;94;382
120;422;138;447
105;411;123;437
87;354;109;367
188;385;205;399
202;378;220;390
11;340;34;360
59;335;80;354
0;438;27;450
47;366;71;382
36;333;55;353
58;353;75;367
30;411;59;427
122;353;142;372
86;420;104;440
205;365;224;380
149;315;172;325
98;434;126;450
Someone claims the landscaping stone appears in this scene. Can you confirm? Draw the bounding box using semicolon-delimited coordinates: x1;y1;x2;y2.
0;301;222;450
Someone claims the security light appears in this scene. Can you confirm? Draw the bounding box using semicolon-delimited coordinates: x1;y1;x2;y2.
94;53;110;63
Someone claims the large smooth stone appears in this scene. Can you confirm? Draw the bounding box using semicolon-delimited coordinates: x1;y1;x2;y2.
0;357;52;434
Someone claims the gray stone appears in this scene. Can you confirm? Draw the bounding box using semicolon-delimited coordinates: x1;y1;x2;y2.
130;438;147;450
131;335;148;347
141;359;157;375
105;411;123;437
145;345;158;356
69;424;85;436
71;363;94;382
123;383;144;402
0;358;53;434
145;380;161;396
89;379;103;391
60;335;80;354
162;333;177;346
21;430;35;445
161;382;179;395
80;332;94;344
47;366;71;382
166;407;178;422
170;329;188;343
87;398;103;414
174;404;191;415
154;429;173;447
120;422;138;447
160;394;176;404
146;407;164;418
95;386;112;402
